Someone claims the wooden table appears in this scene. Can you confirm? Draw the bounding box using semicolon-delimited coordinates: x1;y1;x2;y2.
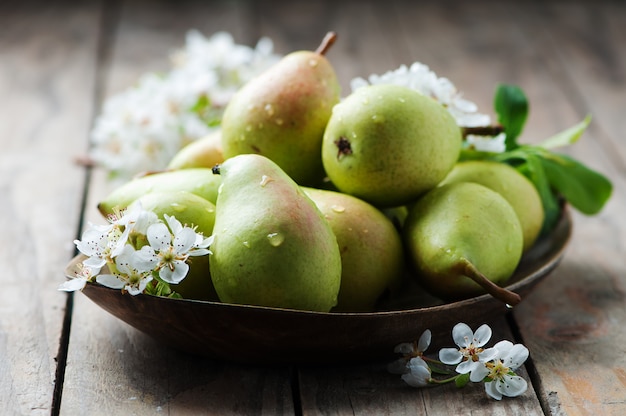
2;0;624;414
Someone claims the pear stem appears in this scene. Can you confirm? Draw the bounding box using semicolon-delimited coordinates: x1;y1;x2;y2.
461;125;505;138
315;32;337;56
458;259;522;306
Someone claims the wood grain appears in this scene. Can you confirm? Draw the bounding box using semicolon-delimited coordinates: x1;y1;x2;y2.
60;1;296;414
510;2;626;415
1;0;620;414
0;1;101;414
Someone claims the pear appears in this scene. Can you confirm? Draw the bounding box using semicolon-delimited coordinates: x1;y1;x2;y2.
403;182;523;305
130;191;218;301
98;168;222;217
167;130;224;170
322;84;462;207
209;154;342;312
303;187;405;312
439;160;544;252
220;32;341;186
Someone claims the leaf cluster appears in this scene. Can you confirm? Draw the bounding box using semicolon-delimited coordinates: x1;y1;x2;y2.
461;84;612;234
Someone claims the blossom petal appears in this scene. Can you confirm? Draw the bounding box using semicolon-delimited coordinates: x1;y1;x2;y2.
417;329;431;353
451;323;473;347
504;344;529;370
133;245;159;271
469;362;490;382
195;234;214;249
401;358;431;387
159;260;189;284
479;347;499;363
164;214;184;235
439;347;462;365
58;278;87;292
457;358;481;375
496;374;528;398
473;324;492;347
147;223;172;251
189;248;210;256
173;227;197;254
110;227;131;258
96;274;126;289
83;256;107;269
485;381;503;400
493;340;514;356
126;276;153;296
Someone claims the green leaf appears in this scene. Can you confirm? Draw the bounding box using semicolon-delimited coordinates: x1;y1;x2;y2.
537;152;612;215
522;154;562;235
495;149;561;235
494;84;529;149
538;115;592;149
455;373;470;388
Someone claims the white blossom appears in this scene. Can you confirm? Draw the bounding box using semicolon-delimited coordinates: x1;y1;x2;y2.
465;132;507;153
89;30;281;180
388;329;432;375
61;207;213;296
351;62;491;127
133;215;211;284
439;323;498;379
401;357;432;387
472;340;530;400
96;245;154;295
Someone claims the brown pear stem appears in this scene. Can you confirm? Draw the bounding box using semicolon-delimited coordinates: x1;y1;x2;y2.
458;259;522;306
461;125;505;138
315;31;337;56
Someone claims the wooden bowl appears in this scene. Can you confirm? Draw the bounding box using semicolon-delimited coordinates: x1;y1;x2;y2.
65;207;571;364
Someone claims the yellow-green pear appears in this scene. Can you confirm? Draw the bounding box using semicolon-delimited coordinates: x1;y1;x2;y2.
322;84;462;207
167;130;224;170
303;187;405;312
439;160;544;252
209;154;342;312
131;191;218;301
98;168;222;218
220;33;341;186
403;182;524;305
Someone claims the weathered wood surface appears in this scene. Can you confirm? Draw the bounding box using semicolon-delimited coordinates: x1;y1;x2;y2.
0;1;100;415
1;0;624;415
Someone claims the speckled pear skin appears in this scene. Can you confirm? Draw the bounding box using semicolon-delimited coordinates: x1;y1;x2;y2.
209;154;342;312
97;168;222;217
133;191;218;301
439;160;545;252
322;84;462;207
303;187;405;312
220;49;340;186
403;182;524;301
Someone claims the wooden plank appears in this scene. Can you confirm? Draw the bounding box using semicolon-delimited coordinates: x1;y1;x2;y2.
287;1;546;414
0;1;102;414
299;318;542;416
507;2;626;415
60;1;296;414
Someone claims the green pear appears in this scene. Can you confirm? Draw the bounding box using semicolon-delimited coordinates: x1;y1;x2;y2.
209;154;342;312
403;182;523;305
322;84;462;207
439;160;544;252
131;191;218;301
303;187;405;312
220;33;341;186
98;168;222;217
167;130;224;170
